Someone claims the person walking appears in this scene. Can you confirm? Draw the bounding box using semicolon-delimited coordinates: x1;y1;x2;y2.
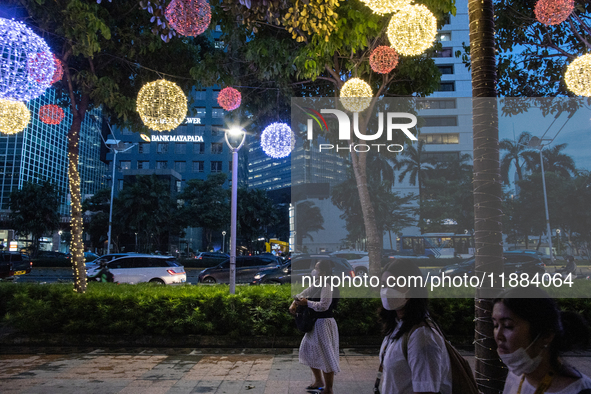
493;287;591;394
289;260;340;394
377;260;452;394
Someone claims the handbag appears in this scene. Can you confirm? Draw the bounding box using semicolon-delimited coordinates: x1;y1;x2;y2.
294;304;316;333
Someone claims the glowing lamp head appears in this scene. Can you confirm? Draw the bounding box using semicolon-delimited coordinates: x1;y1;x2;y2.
340;78;373;113
228;126;244;136
387;4;437;56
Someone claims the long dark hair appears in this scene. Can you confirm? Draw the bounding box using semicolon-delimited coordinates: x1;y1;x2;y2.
493;287;590;374
379;260;430;339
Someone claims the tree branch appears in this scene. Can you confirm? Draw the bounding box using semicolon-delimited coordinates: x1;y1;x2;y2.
568;15;591;51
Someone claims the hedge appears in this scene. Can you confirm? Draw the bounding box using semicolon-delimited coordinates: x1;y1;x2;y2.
1;283;590;342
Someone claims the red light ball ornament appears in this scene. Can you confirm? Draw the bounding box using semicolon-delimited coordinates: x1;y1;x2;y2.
39;105;65;125
370;46;399;74
534;0;574;25
217;87;241;111
51;55;63;84
165;0;211;37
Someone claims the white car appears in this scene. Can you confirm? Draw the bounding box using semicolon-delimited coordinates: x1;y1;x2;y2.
86;254;186;285
330;251;369;276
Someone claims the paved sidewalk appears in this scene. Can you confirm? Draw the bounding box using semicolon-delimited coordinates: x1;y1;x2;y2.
0;348;590;394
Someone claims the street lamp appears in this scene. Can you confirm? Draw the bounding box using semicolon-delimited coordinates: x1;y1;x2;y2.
224;126;246;294
105;137;137;255
222;231;226;253
528;136;555;264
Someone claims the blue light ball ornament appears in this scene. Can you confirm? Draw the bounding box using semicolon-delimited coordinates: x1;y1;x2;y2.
0;18;55;101
261;122;295;159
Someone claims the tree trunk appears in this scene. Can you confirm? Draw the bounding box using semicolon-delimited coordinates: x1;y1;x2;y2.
468;0;506;393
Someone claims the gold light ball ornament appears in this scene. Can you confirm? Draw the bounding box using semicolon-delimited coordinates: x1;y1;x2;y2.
0;99;30;135
136;79;187;131
370;46;399;74
534;0;574;25
387;4;437;56
360;0;410;15
565;54;591;97
340;78;373;113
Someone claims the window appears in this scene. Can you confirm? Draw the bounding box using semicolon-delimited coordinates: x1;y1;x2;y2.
195;108;206;117
211;127;220;136
194;143;204;154
156;161;168;169
192;161;204;172
174;161;186;172
137;161;150;169
438;32;451;41
175;143;186;154
423;151;460;163
229;161;232;172
437;65;454;75
195;126;206;135
419;133;460;144
138;143;150;154
422;116;458;127
194;90;207;100
438;82;455;92
442;14;451;25
212;108;225;118
417;99;456;109
157;143;168;154
215;25;222;32
211;161;222;173
176;180;182;193
214;41;224;49
435;47;453;57
118;180;124;191
211;143;223;154
120;161;131;170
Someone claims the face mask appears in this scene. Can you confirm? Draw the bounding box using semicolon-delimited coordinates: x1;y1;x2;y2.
498;334;543;376
380;288;408;311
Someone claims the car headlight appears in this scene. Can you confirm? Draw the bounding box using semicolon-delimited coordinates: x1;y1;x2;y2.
444;269;454;274
254;273;266;280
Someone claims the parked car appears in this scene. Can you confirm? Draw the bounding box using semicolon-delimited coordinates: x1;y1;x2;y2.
251;254;355;285
439;253;546;277
0;252;32;279
198;255;282;284
86;254;185;284
194;252;230;266
37;250;67;259
330;250;369;276
85;253;134;269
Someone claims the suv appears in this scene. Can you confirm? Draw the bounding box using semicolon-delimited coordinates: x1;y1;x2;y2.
440;253;546;277
251;255;355;285
0;252;32;279
194;252;230;267
198;255;282;284
86;254;186;284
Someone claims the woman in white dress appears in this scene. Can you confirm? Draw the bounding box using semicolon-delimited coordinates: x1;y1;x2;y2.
493;287;591;394
378;260;452;394
289;259;339;394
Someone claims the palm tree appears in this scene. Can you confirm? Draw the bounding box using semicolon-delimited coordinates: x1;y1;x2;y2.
396;139;434;233
500;131;532;185
523;143;576;178
296;201;324;248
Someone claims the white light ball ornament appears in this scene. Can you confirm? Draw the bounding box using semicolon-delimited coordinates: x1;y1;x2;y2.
361;0;411;15
0;18;55;101
387;4;437;56
0;99;30;135
565;54;591;97
261;122;295;159
340;78;373;113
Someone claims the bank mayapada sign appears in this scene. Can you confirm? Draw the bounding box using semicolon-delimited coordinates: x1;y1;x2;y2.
140;118;204;142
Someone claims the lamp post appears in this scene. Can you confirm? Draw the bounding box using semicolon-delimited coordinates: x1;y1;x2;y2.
222;231;226;253
105;138;137;255
528;136;555;264
224;127;246;294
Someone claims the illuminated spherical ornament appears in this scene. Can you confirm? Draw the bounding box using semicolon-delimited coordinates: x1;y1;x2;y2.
360;0;411;15
370;46;399;74
387;4;437;56
165;0;211;37
340;78;373;113
51;55;63;84
217;87;241;111
39;104;65;125
534;0;574;25
0;18;55;101
0;99;30;135
261;122;295;159
565;54;591;97
136;79;188;131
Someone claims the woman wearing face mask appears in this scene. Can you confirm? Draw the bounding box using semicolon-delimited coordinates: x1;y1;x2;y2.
493;287;591;394
377;260;452;394
289;259;340;394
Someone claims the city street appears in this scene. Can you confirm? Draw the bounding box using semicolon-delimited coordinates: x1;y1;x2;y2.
1;347;589;394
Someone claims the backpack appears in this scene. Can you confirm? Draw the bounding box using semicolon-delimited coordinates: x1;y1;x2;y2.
294;287;340;334
402;320;479;394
